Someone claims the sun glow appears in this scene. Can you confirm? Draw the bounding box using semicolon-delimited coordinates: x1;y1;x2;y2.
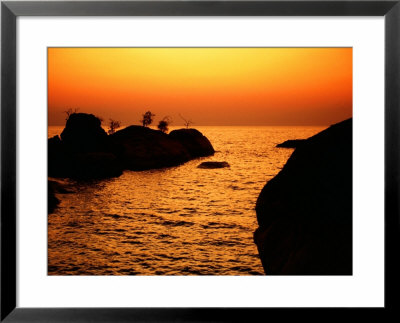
48;48;352;126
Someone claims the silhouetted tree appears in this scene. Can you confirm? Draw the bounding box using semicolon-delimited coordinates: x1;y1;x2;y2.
141;111;155;127
64;108;79;120
179;114;193;128
108;119;121;135
157;116;171;133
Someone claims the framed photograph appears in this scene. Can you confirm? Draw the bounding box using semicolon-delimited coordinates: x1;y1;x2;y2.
1;0;399;321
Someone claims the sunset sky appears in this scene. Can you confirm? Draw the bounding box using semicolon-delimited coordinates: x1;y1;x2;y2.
48;48;352;126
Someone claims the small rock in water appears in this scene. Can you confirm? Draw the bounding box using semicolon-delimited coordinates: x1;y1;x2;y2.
197;161;230;169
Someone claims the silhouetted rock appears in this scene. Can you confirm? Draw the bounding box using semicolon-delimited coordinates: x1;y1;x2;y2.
276;139;306;148
49;148;123;180
61;113;107;152
197;161;230;169
69;152;123;180
109;126;191;170
49;135;61;146
169;129;215;157
49;113;215;180
254;119;352;275
49;114;122;180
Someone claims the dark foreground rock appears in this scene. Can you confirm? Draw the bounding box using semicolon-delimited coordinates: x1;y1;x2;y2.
276;139;306;148
197;161;230;169
254;119;352;275
49;113;215;179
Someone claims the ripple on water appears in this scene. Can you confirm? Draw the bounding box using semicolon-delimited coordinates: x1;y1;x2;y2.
161;220;194;227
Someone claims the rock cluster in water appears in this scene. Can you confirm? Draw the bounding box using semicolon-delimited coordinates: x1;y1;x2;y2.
254;118;352;275
49;113;215;180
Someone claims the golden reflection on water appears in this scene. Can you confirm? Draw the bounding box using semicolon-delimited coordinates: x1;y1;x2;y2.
48;126;324;275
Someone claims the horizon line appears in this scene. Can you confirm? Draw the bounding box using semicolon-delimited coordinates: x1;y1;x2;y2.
48;123;335;128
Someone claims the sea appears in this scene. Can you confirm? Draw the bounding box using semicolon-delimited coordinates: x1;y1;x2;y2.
48;125;324;275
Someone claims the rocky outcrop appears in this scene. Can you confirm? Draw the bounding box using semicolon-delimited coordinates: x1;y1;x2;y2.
48;113;215;180
109;125;191;170
48;134;122;181
60;113;108;152
197;161;230;169
254;119;352;275
169;129;215;157
276;139;306;148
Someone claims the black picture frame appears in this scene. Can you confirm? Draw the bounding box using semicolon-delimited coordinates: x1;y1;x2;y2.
1;0;399;321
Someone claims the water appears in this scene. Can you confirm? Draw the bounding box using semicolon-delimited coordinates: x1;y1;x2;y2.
48;125;324;275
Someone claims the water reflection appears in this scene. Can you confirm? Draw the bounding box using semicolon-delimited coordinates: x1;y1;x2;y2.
48;126;323;275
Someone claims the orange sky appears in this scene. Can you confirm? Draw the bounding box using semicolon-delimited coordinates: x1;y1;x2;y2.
48;48;352;126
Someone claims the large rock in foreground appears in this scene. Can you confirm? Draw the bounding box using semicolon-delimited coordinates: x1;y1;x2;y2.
49;113;215;179
254;119;352;275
